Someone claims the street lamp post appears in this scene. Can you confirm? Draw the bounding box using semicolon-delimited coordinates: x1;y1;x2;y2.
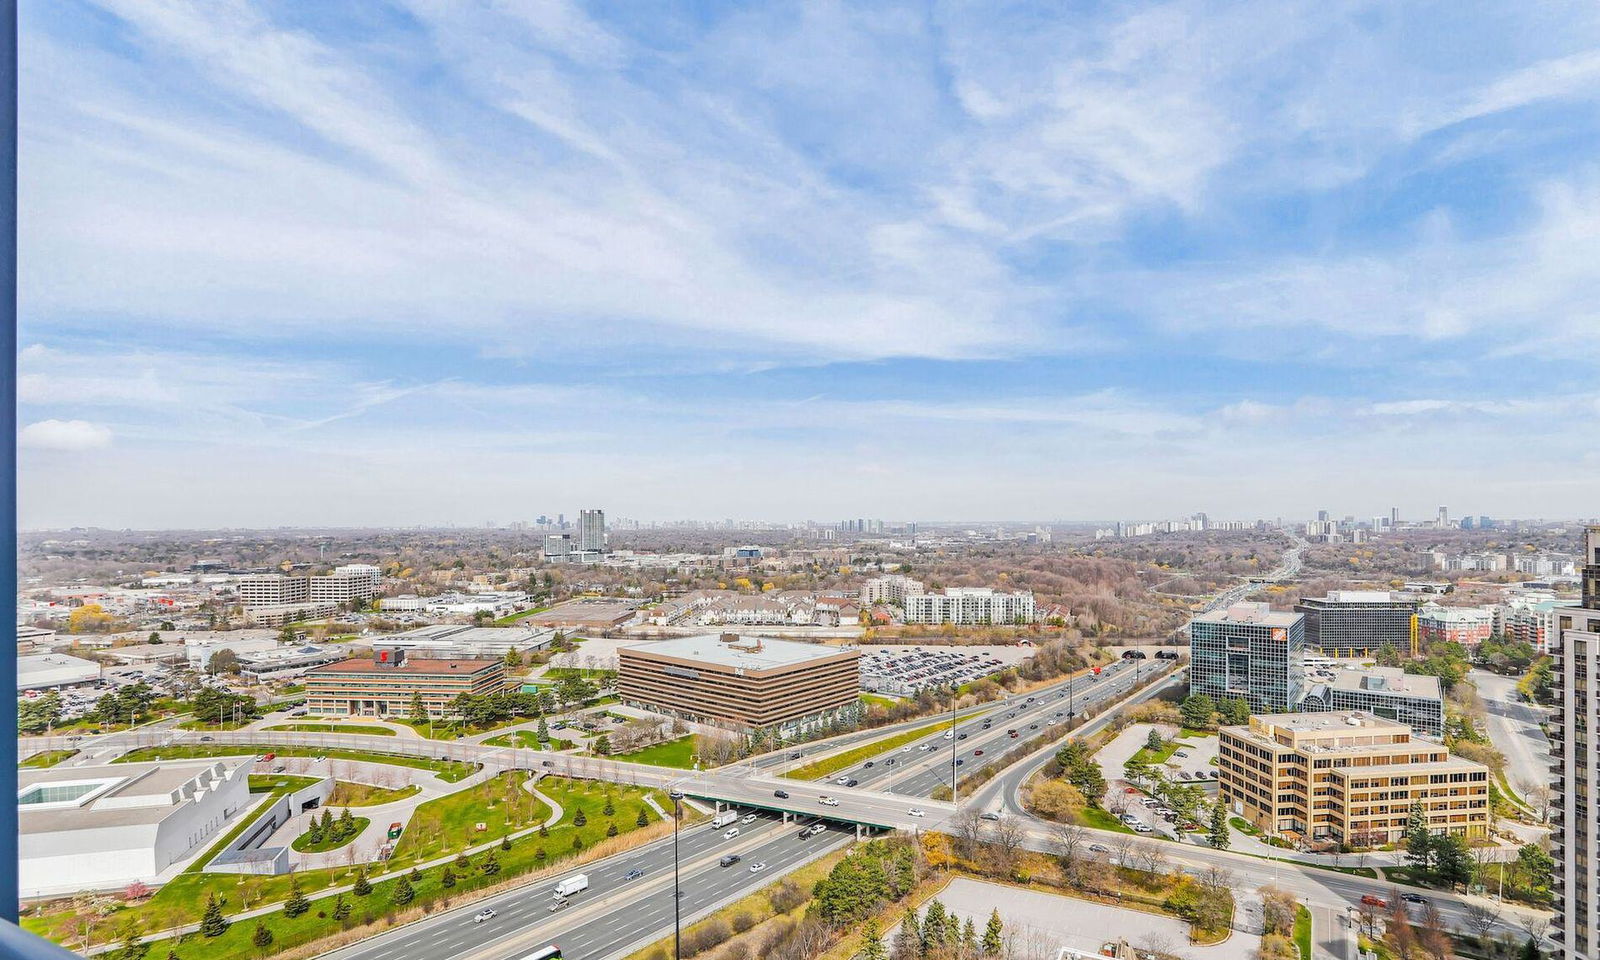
949;684;958;800
670;788;684;959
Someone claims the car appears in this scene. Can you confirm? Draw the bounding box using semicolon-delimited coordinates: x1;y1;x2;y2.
788;751;802;759
955;759;965;766
719;854;742;868
1089;843;1109;853
473;909;497;923
748;861;767;873
973;749;984;756
864;761;875;768
1175;751;1190;759
901;746;911;752
979;812;1000;821
388;822;404;839
919;744;931;751
907;808;926;818
1401;894;1429;905
884;758;896;766
722;828;740;839
1029;723;1038;730
1361;895;1388;908
819;796;839;806
773;789;790;799
1132;823;1153;833
943;731;954;739
540;759;553;768
200;735;214;742
957;733;967;740
844;778;859;787
271;764;286;773
801;823;826;837
626;868;645;881
741;813;757;824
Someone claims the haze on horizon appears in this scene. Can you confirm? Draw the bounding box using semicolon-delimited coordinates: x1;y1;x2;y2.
18;1;1600;529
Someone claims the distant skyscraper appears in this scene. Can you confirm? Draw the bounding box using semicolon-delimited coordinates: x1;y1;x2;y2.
1437;505;1449;527
1316;509;1330;522
578;509;607;553
1390;506;1400;526
1553;524;1600;959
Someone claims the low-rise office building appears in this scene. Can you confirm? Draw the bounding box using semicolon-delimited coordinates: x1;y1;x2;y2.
1299;666;1445;738
303;649;507;717
1217;712;1490;847
618;633;860;737
19;758;252;895
1416;603;1495;647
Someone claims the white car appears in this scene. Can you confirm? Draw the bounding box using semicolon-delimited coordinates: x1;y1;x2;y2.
819;796;839;807
901;746;911;753
943;731;954;739
907;808;926;818
741;813;757;824
835;776;852;784
473;908;497;923
1132;823;1153;833
748;861;767;873
723;827;740;839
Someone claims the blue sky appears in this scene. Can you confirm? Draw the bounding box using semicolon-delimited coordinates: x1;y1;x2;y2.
17;0;1600;528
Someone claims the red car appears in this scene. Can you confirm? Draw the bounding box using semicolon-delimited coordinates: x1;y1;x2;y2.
1361;895;1388;908
973;749;984;756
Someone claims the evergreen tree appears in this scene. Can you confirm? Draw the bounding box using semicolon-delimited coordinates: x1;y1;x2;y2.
636;807;649;827
963;918;979;955
891;909;921;960
536;716;549;741
409;866;422;883
1180;694;1216;729
501;834;513;851
166;951;180;960
606;821;619;837
1219;697;1252;726
338;807;356;838
116;923;147;960
481;852;501;876
1520;937;1542;960
982;908;1005;956
603;795;615;817
594;734;611;755
859;917;887;960
353;867;372;897
391;873;415;907
251;920;273;951
922;900;947;954
1145;728;1164;752
306;817;324;845
441;867;456;888
200;893;228;938
539;822;549;838
1432;834;1474;889
283;877;309;918
408;691;428;723
503;647;521;669
572;806;587;827
1403;801;1433;871
534;847;547;864
1208;801;1231;849
572;835;584;853
331;893;351;922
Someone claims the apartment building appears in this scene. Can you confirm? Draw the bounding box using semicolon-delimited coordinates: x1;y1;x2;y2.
1294;591;1419;658
304;648;507;717
578;508;607;552
618;633;860;736
1189;602;1307;713
1552;524;1600;960
1498;594;1561;654
1218;712;1490;846
859;574;925;606
902;587;1035;625
1416;603;1495;647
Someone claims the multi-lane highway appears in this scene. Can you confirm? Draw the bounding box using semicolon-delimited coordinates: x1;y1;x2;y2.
319;812;851;960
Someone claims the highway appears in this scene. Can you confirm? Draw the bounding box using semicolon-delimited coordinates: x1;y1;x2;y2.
319;812;851;960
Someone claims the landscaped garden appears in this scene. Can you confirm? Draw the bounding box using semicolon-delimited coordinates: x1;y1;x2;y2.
260;723;396;736
606;735;697;769
19;749;78;768
326;781;421;807
290;810;368;853
114;744;480;782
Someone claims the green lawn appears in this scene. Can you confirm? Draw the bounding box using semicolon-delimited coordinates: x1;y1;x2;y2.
491;604;552;626
394;715;530;741
327;781;421;807
19;749;77;768
291;817;370;853
1076;805;1135;833
784;716;966;781
483;730;574;750
260;723;397;736
1294;904;1312;960
608;736;697;769
120;777;663;960
114;744;480;782
1129;738;1181;766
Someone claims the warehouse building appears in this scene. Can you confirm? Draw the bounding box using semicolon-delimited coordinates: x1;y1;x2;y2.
618;633;860;737
17;653;102;691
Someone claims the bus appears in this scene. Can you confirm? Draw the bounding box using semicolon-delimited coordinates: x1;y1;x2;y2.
518;948;561;960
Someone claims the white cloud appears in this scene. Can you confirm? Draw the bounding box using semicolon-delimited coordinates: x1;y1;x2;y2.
19;419;113;451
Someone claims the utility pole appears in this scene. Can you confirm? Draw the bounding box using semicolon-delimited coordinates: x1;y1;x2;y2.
670;788;684;959
948;683;958;800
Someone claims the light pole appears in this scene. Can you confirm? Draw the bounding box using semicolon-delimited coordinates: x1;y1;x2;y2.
948;683;958;800
670;788;684;959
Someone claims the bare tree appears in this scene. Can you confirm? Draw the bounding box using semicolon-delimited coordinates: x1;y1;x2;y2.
1462;902;1502;941
1111;833;1137;868
1517;913;1550;942
1355;901;1382;939
1417;902;1453;960
1199;863;1236;894
953;808;985;860
1515;776;1552;823
1134;840;1167;876
1049;821;1087;872
988;814;1028;876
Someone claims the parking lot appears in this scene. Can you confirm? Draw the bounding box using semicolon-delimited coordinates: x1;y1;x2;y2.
858;646;1007;696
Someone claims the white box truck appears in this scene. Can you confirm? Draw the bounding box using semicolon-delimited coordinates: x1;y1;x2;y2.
710;810;738;829
552;874;588;899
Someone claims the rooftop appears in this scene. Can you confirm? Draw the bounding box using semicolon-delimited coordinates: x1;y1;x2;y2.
19;758;251;833
1328;666;1441;699
623;633;858;671
1192;602;1302;628
308;657;501;675
1246;710;1412;733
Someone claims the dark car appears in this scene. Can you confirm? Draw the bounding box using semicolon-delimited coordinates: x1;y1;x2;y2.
957;733;967;740
719;854;742;868
773;789;789;799
626;868;645;881
788;752;802;759
864;761;874;768
541;760;554;768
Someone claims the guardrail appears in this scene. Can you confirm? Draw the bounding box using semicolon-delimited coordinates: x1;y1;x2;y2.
1;920;83;960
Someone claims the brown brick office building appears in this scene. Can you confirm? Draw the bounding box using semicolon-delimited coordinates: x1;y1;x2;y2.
618;634;859;736
304;649;506;717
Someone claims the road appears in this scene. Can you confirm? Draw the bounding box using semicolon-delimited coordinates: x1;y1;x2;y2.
1469;668;1552;810
317;812;851;960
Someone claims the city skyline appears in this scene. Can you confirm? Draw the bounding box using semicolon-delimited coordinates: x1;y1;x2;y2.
18;1;1600;527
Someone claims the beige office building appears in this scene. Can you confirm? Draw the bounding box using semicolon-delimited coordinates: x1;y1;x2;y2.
618;633;860;736
1218;711;1490;847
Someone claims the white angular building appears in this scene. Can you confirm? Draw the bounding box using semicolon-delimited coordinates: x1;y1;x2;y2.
902;587;1035;625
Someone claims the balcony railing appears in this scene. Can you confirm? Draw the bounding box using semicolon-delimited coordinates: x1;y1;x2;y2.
1;920;83;959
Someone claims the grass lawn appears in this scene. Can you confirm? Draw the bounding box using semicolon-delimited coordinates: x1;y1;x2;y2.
326;781;421;807
491;604;552;625
115;744;480;782
785;716;964;781
1075;805;1135;833
861;693;901;709
260;723;396;736
123;777;664;960
1294;904;1312;960
394;715;529;741
607;736;696;769
1129;738;1181;766
1230;816;1261;836
291;818;370;853
177;718;257;731
19;749;78;768
483;730;573;750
